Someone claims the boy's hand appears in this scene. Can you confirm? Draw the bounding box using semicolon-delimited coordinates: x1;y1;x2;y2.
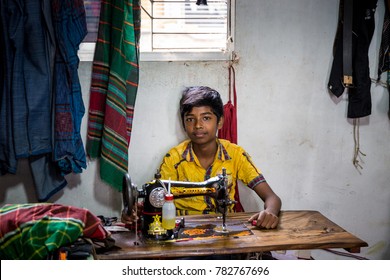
121;202;143;225
248;210;279;229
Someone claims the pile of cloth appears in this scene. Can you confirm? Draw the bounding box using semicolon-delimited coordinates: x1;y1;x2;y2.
0;203;112;260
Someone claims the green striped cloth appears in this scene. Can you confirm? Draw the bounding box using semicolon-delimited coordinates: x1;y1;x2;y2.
86;0;141;190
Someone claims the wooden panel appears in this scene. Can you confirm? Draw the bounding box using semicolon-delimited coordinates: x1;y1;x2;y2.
97;210;368;260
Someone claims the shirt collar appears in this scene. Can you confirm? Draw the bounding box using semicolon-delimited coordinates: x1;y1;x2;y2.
181;139;232;162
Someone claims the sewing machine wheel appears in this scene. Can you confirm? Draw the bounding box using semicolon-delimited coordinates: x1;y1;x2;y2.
122;173;137;216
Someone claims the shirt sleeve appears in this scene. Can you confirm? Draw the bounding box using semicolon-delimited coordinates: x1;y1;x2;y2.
236;150;266;190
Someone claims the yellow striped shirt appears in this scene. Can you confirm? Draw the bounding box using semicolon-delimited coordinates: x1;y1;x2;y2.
159;139;266;215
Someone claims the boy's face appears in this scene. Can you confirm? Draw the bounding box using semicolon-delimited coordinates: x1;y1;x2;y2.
183;106;224;146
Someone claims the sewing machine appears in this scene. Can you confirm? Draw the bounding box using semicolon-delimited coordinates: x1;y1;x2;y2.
122;168;236;241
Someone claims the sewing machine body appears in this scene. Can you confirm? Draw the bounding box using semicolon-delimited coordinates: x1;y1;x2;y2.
122;169;235;241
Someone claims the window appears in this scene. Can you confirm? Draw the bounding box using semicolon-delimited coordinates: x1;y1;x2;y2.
79;0;234;61
84;0;100;43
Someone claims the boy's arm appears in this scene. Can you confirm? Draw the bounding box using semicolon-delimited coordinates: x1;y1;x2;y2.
235;149;281;228
248;181;282;229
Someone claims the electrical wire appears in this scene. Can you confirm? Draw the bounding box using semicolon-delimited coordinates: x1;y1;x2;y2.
322;248;369;260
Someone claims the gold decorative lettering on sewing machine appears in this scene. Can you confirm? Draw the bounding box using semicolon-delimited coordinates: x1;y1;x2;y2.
170;185;217;196
122;168;236;241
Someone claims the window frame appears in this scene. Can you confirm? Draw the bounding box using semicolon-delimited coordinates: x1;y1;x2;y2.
79;0;235;62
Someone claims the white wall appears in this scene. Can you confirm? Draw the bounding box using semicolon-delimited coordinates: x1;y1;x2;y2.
1;0;389;260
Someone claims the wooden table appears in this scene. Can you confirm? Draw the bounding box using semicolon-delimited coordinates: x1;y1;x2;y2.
97;210;368;260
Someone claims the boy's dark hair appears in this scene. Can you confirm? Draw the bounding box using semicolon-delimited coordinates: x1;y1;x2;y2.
180;86;224;126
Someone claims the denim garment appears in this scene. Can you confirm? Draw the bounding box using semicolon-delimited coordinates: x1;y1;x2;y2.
29;154;67;202
0;0;18;174
11;0;53;157
51;0;87;175
0;0;66;201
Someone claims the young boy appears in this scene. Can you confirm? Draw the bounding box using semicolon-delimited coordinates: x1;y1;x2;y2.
123;86;281;229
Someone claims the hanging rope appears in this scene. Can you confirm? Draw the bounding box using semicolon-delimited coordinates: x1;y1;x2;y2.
352;118;366;173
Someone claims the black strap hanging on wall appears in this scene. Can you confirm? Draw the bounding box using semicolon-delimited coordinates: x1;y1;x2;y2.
343;0;353;87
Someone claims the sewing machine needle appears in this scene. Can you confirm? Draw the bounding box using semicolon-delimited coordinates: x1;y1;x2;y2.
222;214;227;232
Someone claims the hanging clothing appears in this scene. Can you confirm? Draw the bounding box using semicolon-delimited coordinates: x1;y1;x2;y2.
0;0;18;175
328;0;378;118
86;0;141;190
218;65;238;144
378;0;390;119
9;0;54;160
217;65;243;212
51;0;87;175
0;0;67;201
